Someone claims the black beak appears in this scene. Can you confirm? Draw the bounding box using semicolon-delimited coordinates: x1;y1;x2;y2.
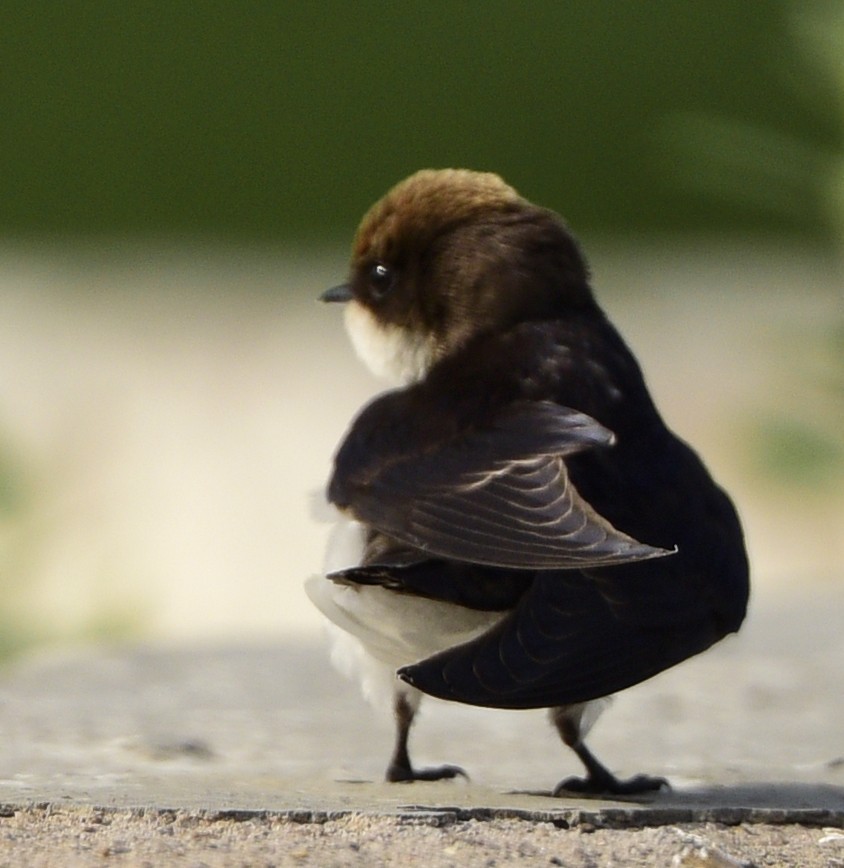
320;283;353;303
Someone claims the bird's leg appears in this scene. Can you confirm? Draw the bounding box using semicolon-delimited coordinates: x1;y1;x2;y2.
555;740;668;797
550;705;668;797
385;689;468;783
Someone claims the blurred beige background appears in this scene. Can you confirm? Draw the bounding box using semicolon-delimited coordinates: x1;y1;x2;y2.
0;240;840;654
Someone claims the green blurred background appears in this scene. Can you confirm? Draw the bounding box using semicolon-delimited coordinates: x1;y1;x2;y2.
0;1;842;657
1;0;842;244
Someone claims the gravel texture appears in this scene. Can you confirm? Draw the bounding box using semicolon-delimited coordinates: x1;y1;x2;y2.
1;805;843;867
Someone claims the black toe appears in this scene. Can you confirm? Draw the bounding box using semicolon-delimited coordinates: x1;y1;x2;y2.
553;772;668;797
386;762;469;783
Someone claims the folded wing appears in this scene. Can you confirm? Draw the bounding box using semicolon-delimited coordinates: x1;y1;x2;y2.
330;399;673;570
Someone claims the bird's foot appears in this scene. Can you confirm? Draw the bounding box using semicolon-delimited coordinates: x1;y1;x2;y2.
553;770;668;798
386;761;468;783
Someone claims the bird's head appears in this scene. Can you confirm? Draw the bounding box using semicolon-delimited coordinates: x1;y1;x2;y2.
322;169;595;383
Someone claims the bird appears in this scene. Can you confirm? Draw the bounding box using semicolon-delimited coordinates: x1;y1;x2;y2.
306;168;749;796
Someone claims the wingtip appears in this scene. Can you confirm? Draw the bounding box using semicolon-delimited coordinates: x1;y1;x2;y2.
397;662;456;703
396;665;416;687
626;540;678;562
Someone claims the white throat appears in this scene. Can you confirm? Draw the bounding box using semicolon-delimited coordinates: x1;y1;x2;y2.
344;300;437;383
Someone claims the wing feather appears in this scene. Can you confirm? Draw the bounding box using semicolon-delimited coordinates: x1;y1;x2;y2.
332;400;673;569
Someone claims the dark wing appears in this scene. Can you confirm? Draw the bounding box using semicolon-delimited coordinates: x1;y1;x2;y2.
395;438;750;709
398;563;729;709
328;559;534;612
330;399;672;570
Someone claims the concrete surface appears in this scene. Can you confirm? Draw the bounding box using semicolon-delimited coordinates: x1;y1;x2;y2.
0;583;842;825
1;585;843;864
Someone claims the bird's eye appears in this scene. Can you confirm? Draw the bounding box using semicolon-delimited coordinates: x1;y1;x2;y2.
368;262;395;298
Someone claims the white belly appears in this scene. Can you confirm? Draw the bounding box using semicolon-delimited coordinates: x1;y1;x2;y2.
305;516;505;707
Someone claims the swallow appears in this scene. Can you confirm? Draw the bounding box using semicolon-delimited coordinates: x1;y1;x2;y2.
306;168;749;795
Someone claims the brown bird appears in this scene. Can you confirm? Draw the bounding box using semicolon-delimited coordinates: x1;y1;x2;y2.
306;169;749;795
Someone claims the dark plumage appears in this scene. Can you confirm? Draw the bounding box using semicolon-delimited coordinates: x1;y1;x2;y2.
308;169;749;795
